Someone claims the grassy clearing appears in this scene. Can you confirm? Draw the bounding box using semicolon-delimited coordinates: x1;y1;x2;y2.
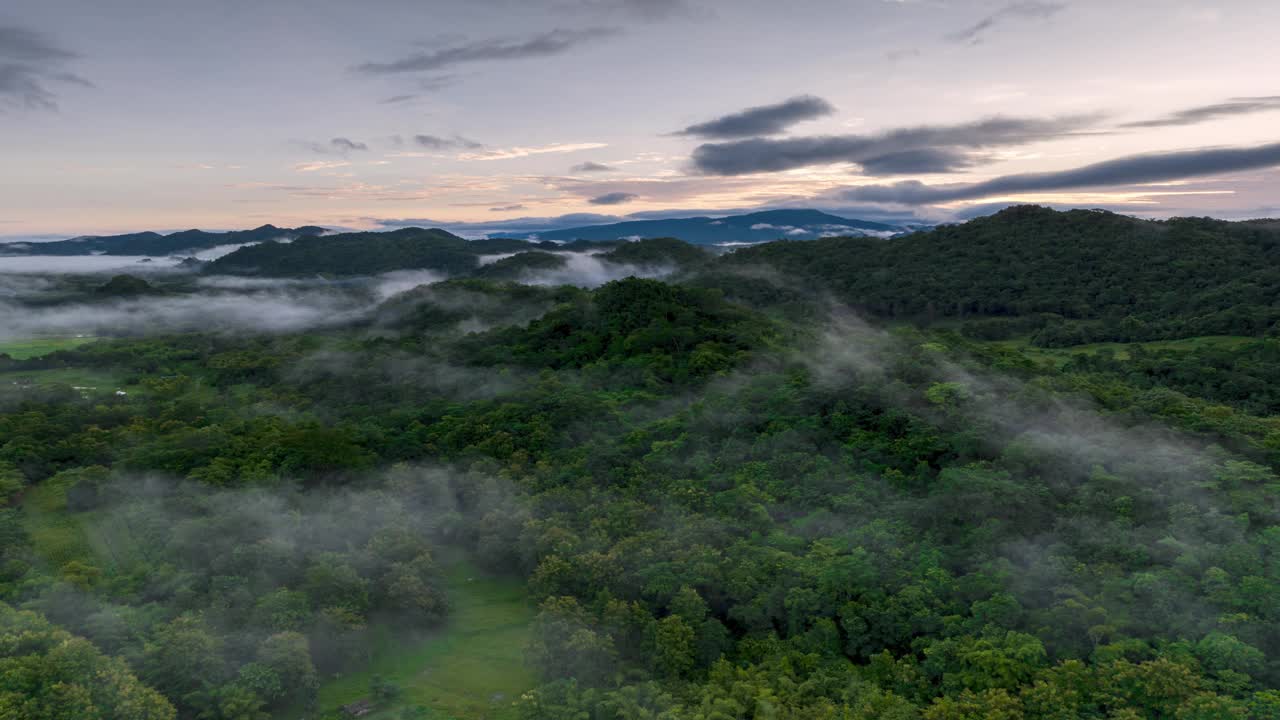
21;474;96;571
0;336;97;359
294;560;535;720
0;367;126;392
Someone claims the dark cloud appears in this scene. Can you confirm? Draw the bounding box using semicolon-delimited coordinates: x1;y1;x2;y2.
353;28;619;75
837;141;1280;205
676;95;835;139
418;74;457;91
413;134;484;150
857;148;977;175
305;137;369;154
0;25;88;110
490;204;528;212
1122;96;1280;128
947;1;1066;45
379;94;419;104
589;191;639;205
571;161;615;172
566;0;710;21
690;114;1100;175
330;137;368;152
0;26;75;62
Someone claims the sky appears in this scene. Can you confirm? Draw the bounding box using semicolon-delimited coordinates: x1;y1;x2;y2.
2;0;1279;238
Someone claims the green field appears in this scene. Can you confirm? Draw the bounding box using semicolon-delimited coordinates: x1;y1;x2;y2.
293;560;535;720
0;336;97;359
0;367;127;393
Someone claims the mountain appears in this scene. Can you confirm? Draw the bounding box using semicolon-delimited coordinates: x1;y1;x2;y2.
208;227;496;276
0;224;326;257
721;204;1280;344
501;209;903;244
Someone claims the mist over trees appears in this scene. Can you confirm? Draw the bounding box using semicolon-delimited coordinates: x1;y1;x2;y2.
2;206;1280;718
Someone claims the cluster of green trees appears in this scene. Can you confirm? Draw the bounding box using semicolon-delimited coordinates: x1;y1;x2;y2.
0;602;176;719
725;205;1280;342
3;208;1280;718
2;464;453;718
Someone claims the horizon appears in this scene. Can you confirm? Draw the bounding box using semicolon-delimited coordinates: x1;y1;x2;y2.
3;0;1279;237
1;202;1272;245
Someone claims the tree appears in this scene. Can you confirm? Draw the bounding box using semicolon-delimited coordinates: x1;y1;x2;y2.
0;603;176;720
653;615;696;680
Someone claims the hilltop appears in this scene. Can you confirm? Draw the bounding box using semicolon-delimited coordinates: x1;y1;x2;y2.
0;224;325;257
500;208;903;244
722;205;1280;343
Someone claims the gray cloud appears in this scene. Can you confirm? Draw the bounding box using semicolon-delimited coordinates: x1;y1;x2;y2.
418;74;457;91
0;25;89;110
331;137;368;152
691;114;1099;175
1122;96;1280;128
302;137;369;154
490;204;528;211
353;28;619;75
588;191;638;205
947;1;1066;44
676;95;835;139
571;161;615;172
857;148;978;175
379;94;418;104
837;141;1280;205
413;134;484;150
569;0;707;21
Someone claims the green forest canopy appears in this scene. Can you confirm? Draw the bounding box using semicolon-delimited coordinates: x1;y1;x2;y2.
2;207;1280;718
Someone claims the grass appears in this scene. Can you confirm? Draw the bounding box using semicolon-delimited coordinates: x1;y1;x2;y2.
21;474;96;571
292;560;536;720
0;336;97;360
0;367;126;392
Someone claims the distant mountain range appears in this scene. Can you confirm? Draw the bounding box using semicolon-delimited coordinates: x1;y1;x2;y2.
500;209;904;245
0;224;324;257
0;210;906;260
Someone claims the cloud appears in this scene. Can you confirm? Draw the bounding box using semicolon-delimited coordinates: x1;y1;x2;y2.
490;204;528;212
294;160;351;173
565;0;708;21
331;137;368;153
571;161;616;172
353;28;619;75
0;25;90;110
306;137;369;154
413;134;484;150
459;142;608;160
589;191;638;205
836;141;1280;205
418;74;457;90
676;95;835;139
1122;96;1280;128
690;114;1100;175
947;1;1066;44
379;94;419;104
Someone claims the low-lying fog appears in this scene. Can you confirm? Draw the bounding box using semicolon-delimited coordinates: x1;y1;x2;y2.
0;250;673;341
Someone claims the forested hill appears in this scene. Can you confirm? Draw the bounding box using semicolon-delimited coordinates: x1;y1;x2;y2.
207;227;538;276
0;224;325;256
723;205;1280;344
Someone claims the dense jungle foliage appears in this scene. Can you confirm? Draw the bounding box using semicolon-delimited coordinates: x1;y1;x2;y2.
2;206;1280;719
